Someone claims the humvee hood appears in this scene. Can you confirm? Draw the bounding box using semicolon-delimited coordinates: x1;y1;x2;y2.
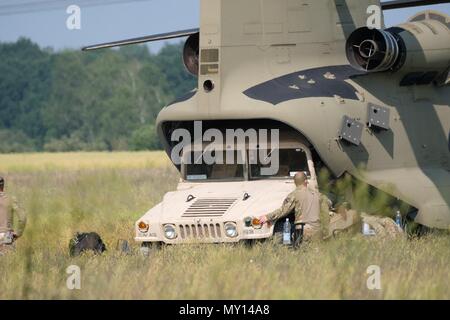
158;180;295;221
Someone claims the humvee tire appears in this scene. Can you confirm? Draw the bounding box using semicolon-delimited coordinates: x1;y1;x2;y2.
140;242;161;257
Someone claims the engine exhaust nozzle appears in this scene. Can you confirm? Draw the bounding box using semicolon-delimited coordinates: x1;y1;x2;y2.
346;27;401;73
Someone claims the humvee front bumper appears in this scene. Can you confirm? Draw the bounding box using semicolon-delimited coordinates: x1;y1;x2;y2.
135;218;274;244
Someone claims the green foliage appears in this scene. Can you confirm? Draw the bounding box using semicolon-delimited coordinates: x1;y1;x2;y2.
130;125;161;151
317;167;410;218
0;38;51;146
0;39;197;152
0;129;36;153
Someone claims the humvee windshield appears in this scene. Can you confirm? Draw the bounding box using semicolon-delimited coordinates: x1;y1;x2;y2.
183;147;309;182
249;148;308;179
185;150;245;181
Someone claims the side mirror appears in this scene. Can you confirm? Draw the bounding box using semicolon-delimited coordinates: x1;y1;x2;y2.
304;171;311;180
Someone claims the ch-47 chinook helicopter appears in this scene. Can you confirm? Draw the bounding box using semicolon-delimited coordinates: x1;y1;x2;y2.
83;0;450;249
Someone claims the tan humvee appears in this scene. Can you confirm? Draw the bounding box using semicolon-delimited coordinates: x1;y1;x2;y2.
135;131;356;250
136;132;310;246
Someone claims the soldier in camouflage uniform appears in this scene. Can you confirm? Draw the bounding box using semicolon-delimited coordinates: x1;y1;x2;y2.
360;213;404;238
260;172;321;241
0;176;27;255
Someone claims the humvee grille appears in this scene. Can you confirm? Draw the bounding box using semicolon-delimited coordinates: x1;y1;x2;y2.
178;223;222;240
183;198;237;217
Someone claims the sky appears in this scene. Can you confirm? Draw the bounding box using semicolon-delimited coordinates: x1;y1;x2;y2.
0;0;448;53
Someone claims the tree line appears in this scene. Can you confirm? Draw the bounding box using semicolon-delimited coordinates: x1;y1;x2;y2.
0;38;197;152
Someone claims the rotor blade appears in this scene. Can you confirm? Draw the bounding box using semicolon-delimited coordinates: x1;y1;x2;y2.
382;0;450;10
82;28;200;51
81;0;449;50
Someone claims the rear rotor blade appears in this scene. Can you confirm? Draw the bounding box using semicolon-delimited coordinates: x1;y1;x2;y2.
82;1;450;50
382;0;450;10
82;28;200;51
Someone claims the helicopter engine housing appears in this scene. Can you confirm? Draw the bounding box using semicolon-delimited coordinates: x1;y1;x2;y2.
346;20;450;77
183;32;200;76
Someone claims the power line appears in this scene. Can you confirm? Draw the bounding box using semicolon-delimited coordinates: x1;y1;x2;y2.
0;1;44;5
0;0;153;16
0;0;148;8
0;0;152;12
0;0;103;10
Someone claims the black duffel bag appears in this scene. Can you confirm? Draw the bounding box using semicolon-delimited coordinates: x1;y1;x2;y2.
69;232;107;257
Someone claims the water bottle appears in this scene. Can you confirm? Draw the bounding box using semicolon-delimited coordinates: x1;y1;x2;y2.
4;231;14;244
395;211;402;228
283;218;291;245
362;222;372;236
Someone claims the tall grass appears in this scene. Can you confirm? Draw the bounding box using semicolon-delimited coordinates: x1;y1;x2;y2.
0;152;449;299
0;151;170;173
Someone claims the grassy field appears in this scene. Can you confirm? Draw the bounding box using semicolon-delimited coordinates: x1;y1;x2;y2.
0;152;449;300
0;151;170;172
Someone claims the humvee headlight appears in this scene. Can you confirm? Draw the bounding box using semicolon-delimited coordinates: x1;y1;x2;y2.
163;224;177;239
138;221;149;233
224;222;238;238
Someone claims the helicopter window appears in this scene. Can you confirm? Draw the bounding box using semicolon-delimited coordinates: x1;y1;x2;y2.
248;148;308;180
429;13;445;24
410;14;426;22
185;150;245;181
429;13;450;29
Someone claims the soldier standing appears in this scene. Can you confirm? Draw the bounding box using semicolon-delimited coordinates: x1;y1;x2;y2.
260;172;321;241
0;176;27;255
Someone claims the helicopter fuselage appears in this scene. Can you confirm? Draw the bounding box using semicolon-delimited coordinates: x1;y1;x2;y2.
153;0;449;230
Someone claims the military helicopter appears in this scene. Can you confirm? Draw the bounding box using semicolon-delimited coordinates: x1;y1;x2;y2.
83;0;450;248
